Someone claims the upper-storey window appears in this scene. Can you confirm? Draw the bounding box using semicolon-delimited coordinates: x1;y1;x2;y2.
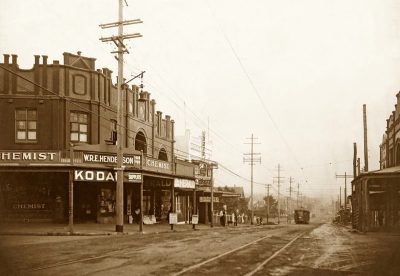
70;112;88;143
15;108;37;142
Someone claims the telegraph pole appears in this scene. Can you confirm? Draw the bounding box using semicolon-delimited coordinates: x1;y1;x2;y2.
363;104;369;172
210;161;218;228
273;164;285;224
100;0;142;233
296;182;300;208
243;134;261;225
288;177;293;223
264;184;271;224
336;173;354;210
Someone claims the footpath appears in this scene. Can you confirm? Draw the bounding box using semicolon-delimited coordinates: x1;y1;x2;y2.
0;221;254;236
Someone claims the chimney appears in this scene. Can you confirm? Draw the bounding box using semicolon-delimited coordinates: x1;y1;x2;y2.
11;54;18;65
3;54;10;64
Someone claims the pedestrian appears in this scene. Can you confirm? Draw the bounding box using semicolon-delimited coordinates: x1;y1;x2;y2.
220;209;226;226
234;209;239;226
168;207;173;224
134;207;141;224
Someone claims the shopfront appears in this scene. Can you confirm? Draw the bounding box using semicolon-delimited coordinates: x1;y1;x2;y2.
0;171;68;222
174;178;196;223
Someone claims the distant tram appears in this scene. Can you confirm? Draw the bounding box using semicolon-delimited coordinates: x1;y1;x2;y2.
294;209;310;224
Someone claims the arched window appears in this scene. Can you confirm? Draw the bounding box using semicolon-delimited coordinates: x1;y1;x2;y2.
135;131;147;155
396;142;400;166
158;148;168;161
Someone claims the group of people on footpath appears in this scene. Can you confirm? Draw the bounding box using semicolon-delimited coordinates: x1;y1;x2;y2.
219;206;243;227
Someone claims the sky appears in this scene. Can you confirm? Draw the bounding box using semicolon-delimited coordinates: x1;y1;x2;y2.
1;0;400;201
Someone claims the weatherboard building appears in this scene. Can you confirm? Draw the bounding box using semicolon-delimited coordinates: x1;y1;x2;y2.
0;52;196;224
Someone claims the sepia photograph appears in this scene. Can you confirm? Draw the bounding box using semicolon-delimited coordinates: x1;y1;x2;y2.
1;0;400;275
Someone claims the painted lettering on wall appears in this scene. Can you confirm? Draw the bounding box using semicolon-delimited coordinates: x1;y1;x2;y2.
12;203;47;209
174;178;195;189
74;170;117;182
145;158;170;170
83;153;141;166
199;196;219;203
0;152;57;162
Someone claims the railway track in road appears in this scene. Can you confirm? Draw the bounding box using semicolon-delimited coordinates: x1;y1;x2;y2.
22;224;317;276
172;225;316;276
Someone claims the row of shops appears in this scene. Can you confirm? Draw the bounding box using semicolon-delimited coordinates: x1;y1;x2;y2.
0;149;221;225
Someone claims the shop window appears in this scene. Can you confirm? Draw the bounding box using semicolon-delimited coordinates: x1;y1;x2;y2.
15;108;37;142
70;112;89;143
175;196;182;214
143;195;151;215
110;119;117;145
98;188;115;215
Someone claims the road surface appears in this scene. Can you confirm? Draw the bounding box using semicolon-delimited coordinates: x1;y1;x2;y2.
0;222;399;275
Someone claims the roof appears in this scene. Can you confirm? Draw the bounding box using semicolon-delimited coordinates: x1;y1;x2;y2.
353;166;400;181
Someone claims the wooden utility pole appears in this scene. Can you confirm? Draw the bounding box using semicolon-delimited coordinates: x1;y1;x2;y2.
353;143;357;178
273;164;285;224
297;182;300;208
210;162;218;227
363;104;369;172
288;177;293;223
100;0;142;232
265;184;271;224
336;173;354;209
243;134;261;225
68;144;74;234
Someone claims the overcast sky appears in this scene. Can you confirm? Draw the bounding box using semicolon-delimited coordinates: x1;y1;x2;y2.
2;0;400;201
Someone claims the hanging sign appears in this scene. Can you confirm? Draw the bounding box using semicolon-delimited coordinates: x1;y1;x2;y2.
124;172;142;183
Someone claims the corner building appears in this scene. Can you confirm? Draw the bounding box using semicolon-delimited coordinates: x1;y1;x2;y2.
0;52;195;224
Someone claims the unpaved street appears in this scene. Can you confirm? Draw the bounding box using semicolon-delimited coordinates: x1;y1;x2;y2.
0;223;399;275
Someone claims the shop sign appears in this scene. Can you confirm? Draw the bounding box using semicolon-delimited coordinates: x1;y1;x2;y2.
174;178;195;189
199;196;219;203
192;214;199;225
196;186;211;192
124;172;142;183
169;212;178;224
82;152;141;166
145;157;171;171
74;170;117;182
0;151;58;162
12;203;47;209
196;179;211;186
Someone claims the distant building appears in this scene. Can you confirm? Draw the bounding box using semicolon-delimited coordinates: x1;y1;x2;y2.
352;92;400;232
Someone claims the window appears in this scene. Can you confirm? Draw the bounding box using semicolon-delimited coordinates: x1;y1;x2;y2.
15;108;37;142
70;112;88;143
110;119;117;144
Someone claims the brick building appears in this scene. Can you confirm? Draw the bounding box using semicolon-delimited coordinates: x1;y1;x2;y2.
0;52;195;224
352;93;400;232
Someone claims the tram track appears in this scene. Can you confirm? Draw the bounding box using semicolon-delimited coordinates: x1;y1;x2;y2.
25;236;200;273
22;225;285;275
171;229;309;276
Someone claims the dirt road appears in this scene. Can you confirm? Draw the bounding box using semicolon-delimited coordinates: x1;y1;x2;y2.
0;222;399;275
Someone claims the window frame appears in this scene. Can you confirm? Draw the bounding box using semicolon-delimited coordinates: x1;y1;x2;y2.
70;111;89;143
15;108;38;143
